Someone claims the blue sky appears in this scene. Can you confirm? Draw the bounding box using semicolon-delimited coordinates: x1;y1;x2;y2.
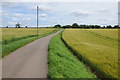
2;2;118;27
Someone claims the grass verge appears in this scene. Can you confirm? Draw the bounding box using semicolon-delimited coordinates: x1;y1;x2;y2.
2;29;59;58
48;32;97;78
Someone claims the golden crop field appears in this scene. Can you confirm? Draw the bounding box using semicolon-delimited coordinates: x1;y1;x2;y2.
2;28;55;42
62;29;118;78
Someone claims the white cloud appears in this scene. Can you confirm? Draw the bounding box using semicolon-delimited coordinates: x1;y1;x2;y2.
99;8;109;13
98;19;115;22
1;0;119;2
7;21;16;25
11;17;18;21
39;5;50;11
2;2;18;7
3;20;17;26
71;10;91;17
4;13;26;17
22;17;32;21
39;14;47;17
13;13;23;16
98;19;117;26
29;4;58;13
42;17;59;24
3;12;36;27
30;5;51;12
3;12;36;21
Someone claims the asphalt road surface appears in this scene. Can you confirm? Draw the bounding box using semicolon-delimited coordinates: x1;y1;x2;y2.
2;30;62;78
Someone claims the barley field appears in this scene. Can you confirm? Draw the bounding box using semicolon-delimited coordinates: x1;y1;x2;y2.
2;28;58;57
2;28;55;43
62;29;118;78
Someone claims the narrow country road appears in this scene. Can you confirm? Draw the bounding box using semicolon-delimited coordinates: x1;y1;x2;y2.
2;30;62;78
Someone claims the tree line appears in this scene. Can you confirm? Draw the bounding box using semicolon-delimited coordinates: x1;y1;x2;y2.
6;22;28;28
5;22;120;29
54;23;120;29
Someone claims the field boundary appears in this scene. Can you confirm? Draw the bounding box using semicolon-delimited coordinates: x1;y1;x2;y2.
2;35;37;45
2;29;58;45
2;29;60;58
61;31;118;80
48;31;97;78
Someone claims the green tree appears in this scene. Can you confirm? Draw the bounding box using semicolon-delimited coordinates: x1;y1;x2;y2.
62;25;71;28
6;26;8;28
95;25;101;29
54;24;61;28
15;22;21;28
113;25;119;28
106;25;112;28
103;26;106;29
72;23;79;28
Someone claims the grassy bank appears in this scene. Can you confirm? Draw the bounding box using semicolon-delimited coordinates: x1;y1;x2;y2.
2;29;59;58
48;32;97;78
62;29;118;79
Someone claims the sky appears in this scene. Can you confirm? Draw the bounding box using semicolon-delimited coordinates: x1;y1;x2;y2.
1;0;119;2
2;2;118;27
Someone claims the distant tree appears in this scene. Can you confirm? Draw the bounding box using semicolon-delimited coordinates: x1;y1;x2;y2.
106;25;112;28
113;25;119;28
102;26;106;29
15;22;21;28
15;24;17;28
72;23;79;28
86;25;91;29
66;25;71;28
6;26;8;28
90;25;95;29
62;26;66;28
94;25;101;29
89;25;92;29
79;25;82;28
54;24;61;28
83;25;88;29
80;25;86;29
25;26;28;28
62;25;71;28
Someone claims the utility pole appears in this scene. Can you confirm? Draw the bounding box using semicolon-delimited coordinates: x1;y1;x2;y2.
37;6;39;36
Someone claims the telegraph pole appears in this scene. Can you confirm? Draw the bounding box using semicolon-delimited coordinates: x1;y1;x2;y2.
37;6;39;36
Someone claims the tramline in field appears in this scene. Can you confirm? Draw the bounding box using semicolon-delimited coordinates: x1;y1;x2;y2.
62;29;118;78
2;28;55;43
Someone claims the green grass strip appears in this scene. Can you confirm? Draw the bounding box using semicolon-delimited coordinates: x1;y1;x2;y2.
48;32;97;78
1;29;59;58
